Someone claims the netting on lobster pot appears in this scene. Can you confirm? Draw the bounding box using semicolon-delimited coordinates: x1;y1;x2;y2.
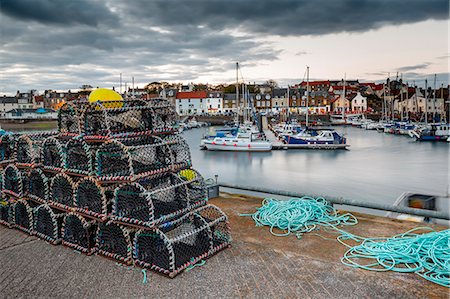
27;168;49;203
2;164;23;197
15;133;51;166
82;100;155;136
161;135;191;170
151;104;178;133
33;204;64;244
50;173;75;209
62;213;97;254
0;196;13;227
0;134;17;166
97;222;133;264
13;199;34;234
193;205;232;249
95;136;172;180
42;137;66;170
133;204;231;277
65;138;94;175
73;177;108;220
58;103;81;134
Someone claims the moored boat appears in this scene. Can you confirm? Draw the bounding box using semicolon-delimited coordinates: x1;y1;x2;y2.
284;130;346;145
203;136;272;152
408;123;450;141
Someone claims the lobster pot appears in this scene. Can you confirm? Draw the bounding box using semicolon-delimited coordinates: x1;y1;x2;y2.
95;136;172;180
64;138;97;175
2;164;23;197
12;199;34;234
62;213;97;254
58;103;81;134
97;222;134;264
49;173;75;210
133;204;231;277
33;204;64;244
0;196;13;227
15;135;40;166
112;170;207;227
73;177;109;220
81;100;156;136
42;137;66;171
162;135;191;169
27;168;49;203
151;105;177;133
0;134;17;166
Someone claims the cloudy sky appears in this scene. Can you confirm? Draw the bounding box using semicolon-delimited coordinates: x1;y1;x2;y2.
1;0;448;94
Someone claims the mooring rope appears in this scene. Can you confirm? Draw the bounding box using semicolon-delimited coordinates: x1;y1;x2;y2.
241;197;450;287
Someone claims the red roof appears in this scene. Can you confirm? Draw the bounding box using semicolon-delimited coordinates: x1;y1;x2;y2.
176;91;207;99
332;86;358;91
360;83;377;88
299;80;330;86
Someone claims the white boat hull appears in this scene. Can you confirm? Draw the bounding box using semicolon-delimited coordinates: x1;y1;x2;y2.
204;141;272;152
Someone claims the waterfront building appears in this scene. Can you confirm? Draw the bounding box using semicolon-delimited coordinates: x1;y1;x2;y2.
350;92;368;112
223;93;237;113
0;90;44;118
205;92;223;114
3;108;57;120
254;93;272;113
159;88;178;106
175;91;208;115
271;88;289;114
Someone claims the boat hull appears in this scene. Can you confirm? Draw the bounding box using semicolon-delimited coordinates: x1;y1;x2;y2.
204;142;272;152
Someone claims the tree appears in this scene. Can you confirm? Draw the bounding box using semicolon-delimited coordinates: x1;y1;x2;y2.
265;79;278;88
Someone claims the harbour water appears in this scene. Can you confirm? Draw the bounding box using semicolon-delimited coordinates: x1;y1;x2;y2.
183;126;449;207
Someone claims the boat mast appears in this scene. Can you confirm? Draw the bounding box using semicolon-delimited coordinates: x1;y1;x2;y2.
433;74;437;123
306;66;309;127
425;79;428;125
342;73;346;119
400;74;403;121
287;85;290;122
235;62;239;124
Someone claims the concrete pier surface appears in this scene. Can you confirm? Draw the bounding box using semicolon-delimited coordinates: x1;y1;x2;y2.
1;193;448;298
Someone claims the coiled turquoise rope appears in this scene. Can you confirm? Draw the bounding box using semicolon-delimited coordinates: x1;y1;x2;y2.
241;197;450;287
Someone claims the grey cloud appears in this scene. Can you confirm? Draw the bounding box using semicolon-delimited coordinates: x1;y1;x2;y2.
1;0;117;26
295;51;308;56
125;0;448;36
396;63;431;72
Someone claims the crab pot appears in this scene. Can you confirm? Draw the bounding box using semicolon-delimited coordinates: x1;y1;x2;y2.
112;170;207;227
42;137;66;171
73;177;109;220
12;199;34;234
82;100;154;136
49;173;75;210
27;168;49;203
161;135;191;170
58;103;81;134
133;204;231;277
94;136;173;180
65;138;96;176
33;204;64;244
97;222;134;264
2;164;23;197
0;134;17;166
62;213;98;254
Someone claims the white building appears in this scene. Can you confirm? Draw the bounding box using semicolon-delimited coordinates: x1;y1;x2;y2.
351;92;368;112
205;92;223;114
175;91;208;115
0;91;43;118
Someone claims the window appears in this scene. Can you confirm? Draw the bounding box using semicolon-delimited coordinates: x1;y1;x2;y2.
188;99;191;103
200;99;202;103
178;99;181;103
218;104;220;108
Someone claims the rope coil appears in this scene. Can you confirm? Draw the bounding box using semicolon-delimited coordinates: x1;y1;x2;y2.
242;197;449;287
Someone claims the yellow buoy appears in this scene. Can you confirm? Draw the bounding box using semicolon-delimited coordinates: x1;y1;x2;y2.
179;169;197;181
88;88;124;108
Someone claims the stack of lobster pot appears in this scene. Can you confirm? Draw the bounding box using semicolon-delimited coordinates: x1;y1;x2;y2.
0;98;231;277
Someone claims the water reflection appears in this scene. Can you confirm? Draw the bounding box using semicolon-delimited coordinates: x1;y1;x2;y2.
184;126;449;206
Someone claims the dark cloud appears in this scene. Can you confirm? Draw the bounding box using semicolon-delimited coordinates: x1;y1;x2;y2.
1;0;117;26
126;0;449;36
0;0;448;93
396;63;431;72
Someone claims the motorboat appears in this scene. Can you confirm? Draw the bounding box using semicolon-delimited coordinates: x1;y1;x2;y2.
203;136;272;152
284;130;346;145
408;123;450;141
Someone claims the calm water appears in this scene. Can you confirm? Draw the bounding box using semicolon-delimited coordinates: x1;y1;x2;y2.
183;126;449;207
